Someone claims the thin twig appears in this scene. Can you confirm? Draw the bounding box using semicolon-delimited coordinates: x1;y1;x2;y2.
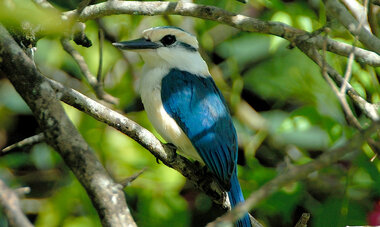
60;1;380;67
341;0;370;30
1;132;44;154
47;79;265;227
14;187;31;197
296;37;379;121
118;168;147;188
325;0;380;54
311;36;380;159
96;19;138;80
45;76;376;227
60;37;118;104
340;0;369;95
340;50;355;95
207;122;380;226
33;0;91;48
294;213;310;227
0;179;33;227
49;77;263;223
97;28;104;82
60;37;96;84
320;0;374;131
59;1;379;120
321;35;362;129
47;78;228;206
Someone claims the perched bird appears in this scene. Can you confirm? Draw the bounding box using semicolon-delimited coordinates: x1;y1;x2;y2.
113;26;251;227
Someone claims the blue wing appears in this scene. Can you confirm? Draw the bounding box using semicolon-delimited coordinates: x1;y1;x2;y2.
161;68;237;190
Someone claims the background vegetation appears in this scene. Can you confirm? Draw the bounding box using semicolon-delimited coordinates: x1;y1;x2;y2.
1;0;380;226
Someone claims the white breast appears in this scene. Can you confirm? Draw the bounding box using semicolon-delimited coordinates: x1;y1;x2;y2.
138;66;202;161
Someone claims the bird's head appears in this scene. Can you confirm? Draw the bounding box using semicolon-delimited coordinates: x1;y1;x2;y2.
113;26;208;74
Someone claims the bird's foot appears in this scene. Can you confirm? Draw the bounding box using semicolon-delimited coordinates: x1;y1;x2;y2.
162;143;178;163
165;143;177;151
193;160;202;168
201;165;210;175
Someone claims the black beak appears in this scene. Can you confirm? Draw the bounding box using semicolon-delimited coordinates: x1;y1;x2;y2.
112;38;161;50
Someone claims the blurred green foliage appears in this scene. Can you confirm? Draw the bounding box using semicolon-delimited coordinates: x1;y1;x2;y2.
1;0;380;226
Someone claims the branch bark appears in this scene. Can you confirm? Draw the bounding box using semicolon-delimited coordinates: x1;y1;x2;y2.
60;37;118;104
48;78;227;206
0;179;33;227
62;1;380;67
0;24;137;227
60;0;379;121
325;0;380;54
207;121;380;226
1;133;44;154
1;72;262;226
295;40;379;121
3;1;380;226
48;77;266;226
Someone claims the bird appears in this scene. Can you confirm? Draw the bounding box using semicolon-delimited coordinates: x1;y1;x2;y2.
113;26;251;227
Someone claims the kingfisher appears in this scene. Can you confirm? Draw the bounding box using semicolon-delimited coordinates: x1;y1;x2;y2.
113;26;251;227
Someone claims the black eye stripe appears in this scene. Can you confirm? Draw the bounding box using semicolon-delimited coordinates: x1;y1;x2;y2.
160;35;176;46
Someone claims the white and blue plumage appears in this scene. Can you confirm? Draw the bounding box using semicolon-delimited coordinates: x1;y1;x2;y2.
114;26;251;227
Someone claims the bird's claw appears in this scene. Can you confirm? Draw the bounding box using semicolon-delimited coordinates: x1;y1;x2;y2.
165;142;177;151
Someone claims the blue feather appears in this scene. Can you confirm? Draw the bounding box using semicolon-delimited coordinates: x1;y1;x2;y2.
161;68;252;227
161;68;236;188
229;172;252;227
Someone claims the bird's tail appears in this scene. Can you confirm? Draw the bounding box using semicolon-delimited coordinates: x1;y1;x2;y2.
227;173;252;227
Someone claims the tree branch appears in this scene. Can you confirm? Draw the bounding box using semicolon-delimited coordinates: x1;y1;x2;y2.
341;0;370;30
5;1;379;225
1;133;44;154
207;121;380;226
320;36;362;128
62;1;380;67
60;37;118;105
0;179;33;227
47;78;228;206
322;0;368;130
0;24;137;227
1;66;263;226
295;38;380;121
60;1;379;122
119;168;147;188
325;0;380;54
48;79;262;225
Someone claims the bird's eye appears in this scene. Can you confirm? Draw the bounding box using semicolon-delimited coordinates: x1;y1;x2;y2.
160;35;176;46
